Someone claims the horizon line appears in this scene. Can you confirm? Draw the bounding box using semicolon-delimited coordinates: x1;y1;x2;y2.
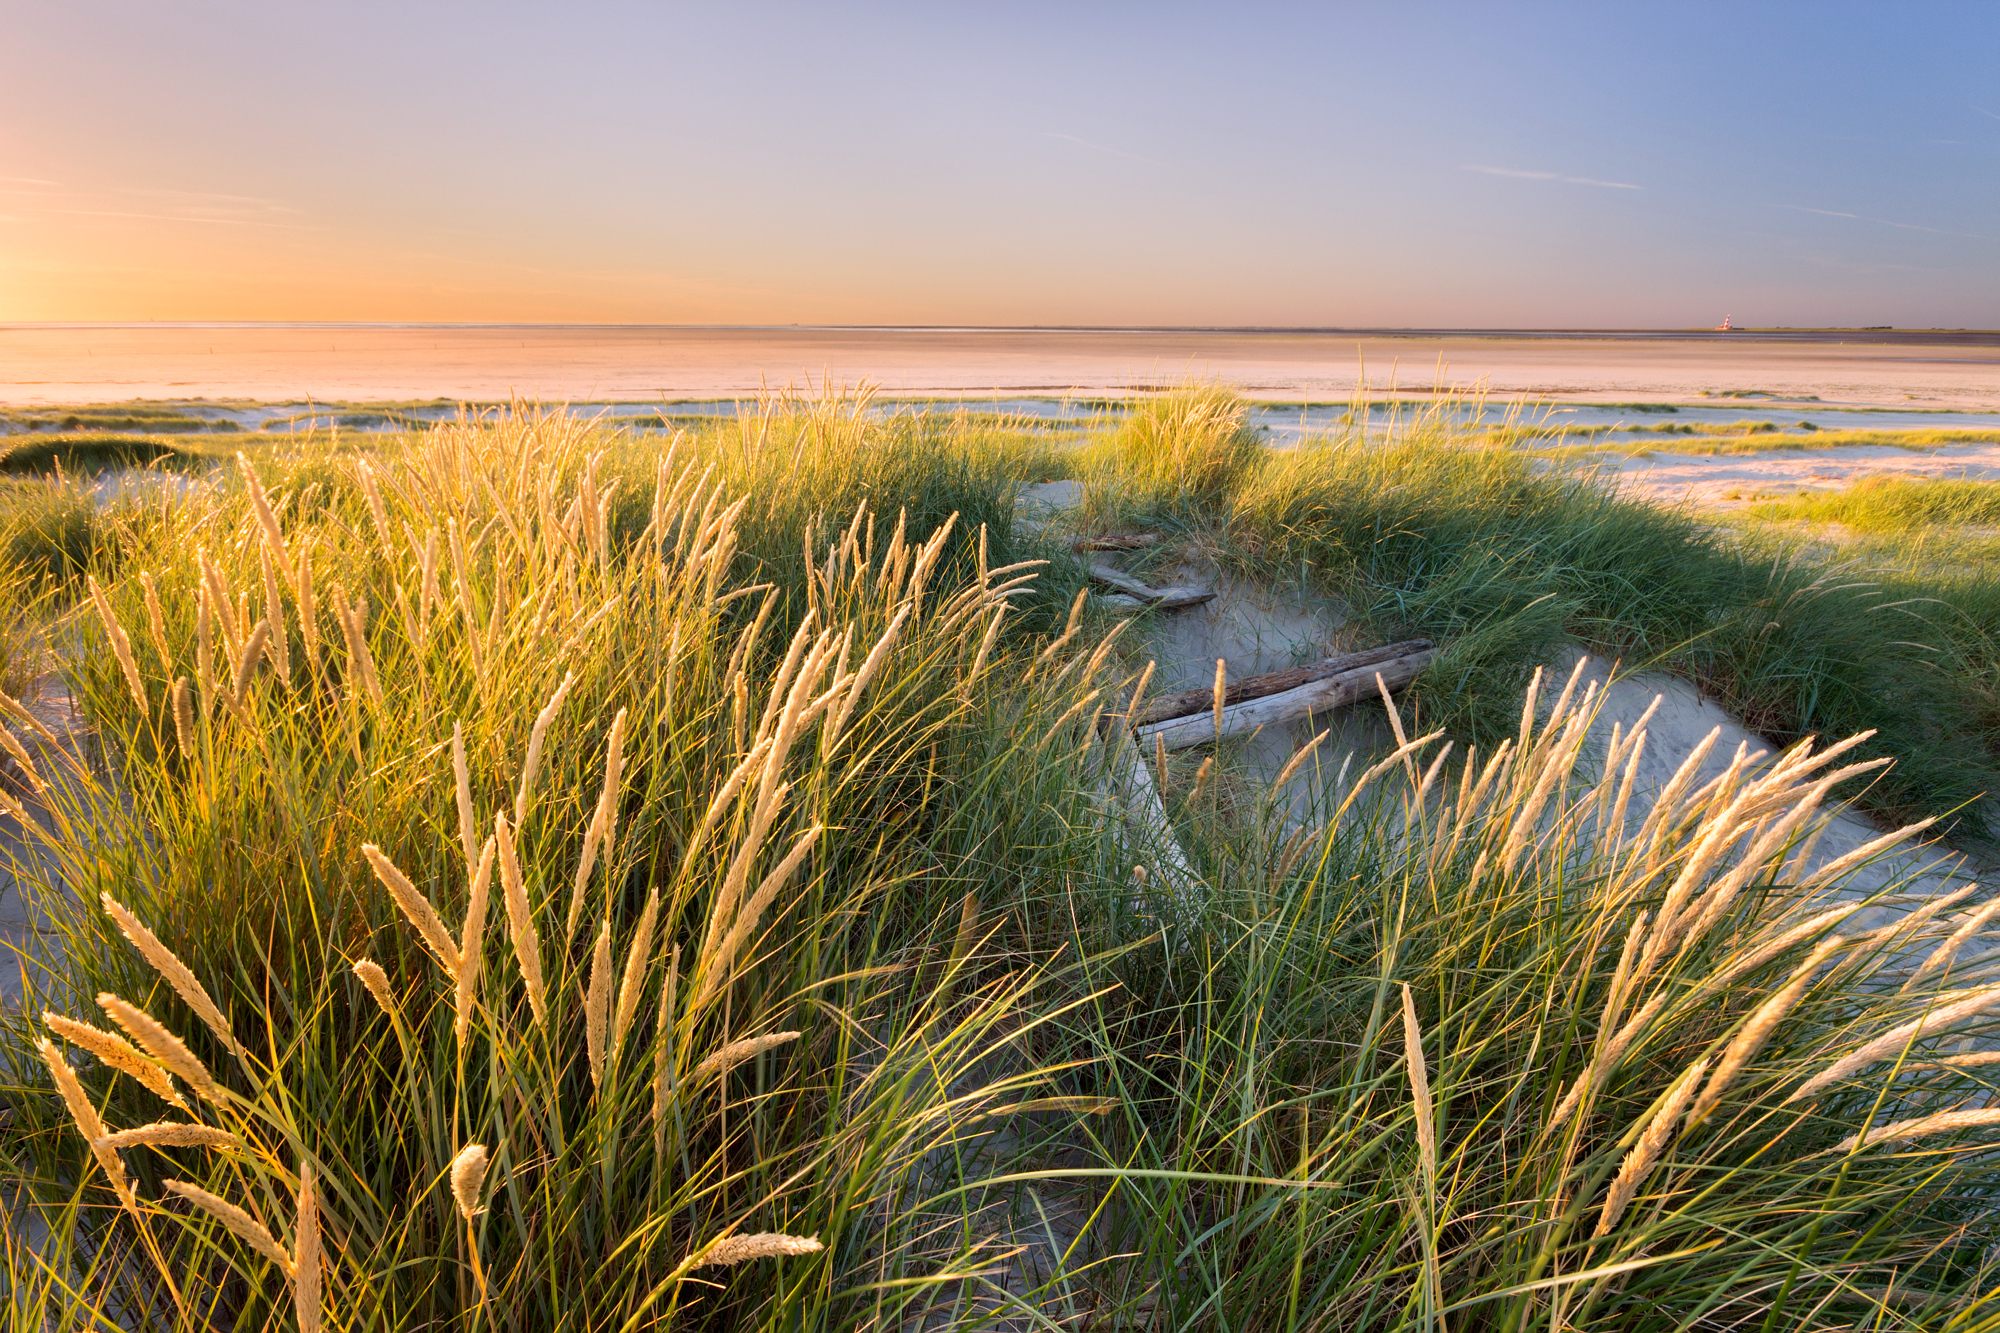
3;322;1993;336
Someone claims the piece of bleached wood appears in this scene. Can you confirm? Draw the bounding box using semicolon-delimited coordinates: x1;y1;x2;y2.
1072;533;1161;552
1134;650;1435;752
1107;737;1205;918
1085;562;1216;611
1129;639;1435;728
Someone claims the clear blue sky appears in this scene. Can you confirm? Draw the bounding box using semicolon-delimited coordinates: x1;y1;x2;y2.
5;0;1995;325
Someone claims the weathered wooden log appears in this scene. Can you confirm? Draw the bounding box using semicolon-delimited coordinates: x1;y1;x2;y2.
1085;562;1216;611
1130;640;1434;728
1134;647;1436;752
1072;533;1162;552
1106;741;1204;914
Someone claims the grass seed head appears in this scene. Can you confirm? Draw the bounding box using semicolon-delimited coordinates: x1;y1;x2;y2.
98;992;219;1102
1832;1106;2000;1154
456;838;496;1049
695;1232;824;1267
231;619;271;711
1792;981;2000;1103
86;575;146;710
361;844;462;980
100;894;244;1057
450;1143;490;1220
1690;936;1843;1127
1401;984;1436;1178
139;569;171;671
295;1162;322;1333
452;721;479;874
96;1121;239;1151
164;1179;293;1274
613;886;660;1059
512;671;577;827
692;1031;801;1085
171;677;194;757
353;959;398;1018
44;1011;188;1110
1596;1056;1708;1237
495;812;548;1027
586;920;612;1091
38;1037;136;1214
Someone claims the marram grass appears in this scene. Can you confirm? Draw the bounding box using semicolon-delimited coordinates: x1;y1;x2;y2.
3;399;2000;1330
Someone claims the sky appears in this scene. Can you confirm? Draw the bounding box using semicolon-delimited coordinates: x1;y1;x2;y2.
4;0;1996;327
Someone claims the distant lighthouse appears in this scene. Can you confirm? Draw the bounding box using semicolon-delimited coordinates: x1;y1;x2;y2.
1716;314;1734;331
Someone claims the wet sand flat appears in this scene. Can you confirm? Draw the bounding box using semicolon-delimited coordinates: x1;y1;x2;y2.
1608;441;2000;508
4;325;1998;409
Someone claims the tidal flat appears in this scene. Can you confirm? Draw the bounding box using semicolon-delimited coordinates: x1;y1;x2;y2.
5;323;2000;409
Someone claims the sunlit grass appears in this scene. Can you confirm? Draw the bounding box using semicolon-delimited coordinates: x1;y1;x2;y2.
6;390;2000;1329
1537;427;2000;458
1746;476;2000;533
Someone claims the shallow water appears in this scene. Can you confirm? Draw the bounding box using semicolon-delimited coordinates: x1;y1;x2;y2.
54;394;1997;448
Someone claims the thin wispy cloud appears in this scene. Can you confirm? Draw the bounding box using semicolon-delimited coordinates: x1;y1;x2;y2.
1974;105;2000;121
0;176;55;186
51;209;316;230
22;184;307;230
1042;131;1168;169
119;187;296;209
1463;165;1641;189
1803;253;1942;274
1782;204;1989;242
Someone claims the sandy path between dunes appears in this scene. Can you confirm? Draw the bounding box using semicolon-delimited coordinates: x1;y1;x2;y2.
1015;483;1983;926
5;325;1999;410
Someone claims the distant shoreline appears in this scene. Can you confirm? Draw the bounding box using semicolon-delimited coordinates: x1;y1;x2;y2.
7;324;1999;408
5;322;1996;348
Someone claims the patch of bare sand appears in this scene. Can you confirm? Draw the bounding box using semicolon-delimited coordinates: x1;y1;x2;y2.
1130;561;1389;802
1101;582;1974;918
1554;652;1976;919
0;680;89;1012
1030;483;1982;915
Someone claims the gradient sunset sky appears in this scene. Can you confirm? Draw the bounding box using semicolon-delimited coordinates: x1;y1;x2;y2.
6;1;1996;327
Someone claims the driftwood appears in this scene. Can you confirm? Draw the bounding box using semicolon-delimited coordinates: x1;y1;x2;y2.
1086;562;1216;612
1129;640;1435;729
1134;646;1436;752
1072;533;1161;552
1106;741;1204;915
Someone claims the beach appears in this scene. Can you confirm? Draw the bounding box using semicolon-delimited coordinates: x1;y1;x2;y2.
4;324;1998;409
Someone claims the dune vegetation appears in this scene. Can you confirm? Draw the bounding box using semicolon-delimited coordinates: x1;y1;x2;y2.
1535;426;2000;458
4;389;2000;1329
1747;476;2000;534
1072;386;2000;836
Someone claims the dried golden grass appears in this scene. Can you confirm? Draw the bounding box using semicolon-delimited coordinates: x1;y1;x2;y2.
449;1143;489;1221
95;1122;239;1151
38;1037;135;1214
163;1179;293;1274
695;1232;824;1267
98;993;218;1102
100;893;244;1057
44;1011;188;1111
